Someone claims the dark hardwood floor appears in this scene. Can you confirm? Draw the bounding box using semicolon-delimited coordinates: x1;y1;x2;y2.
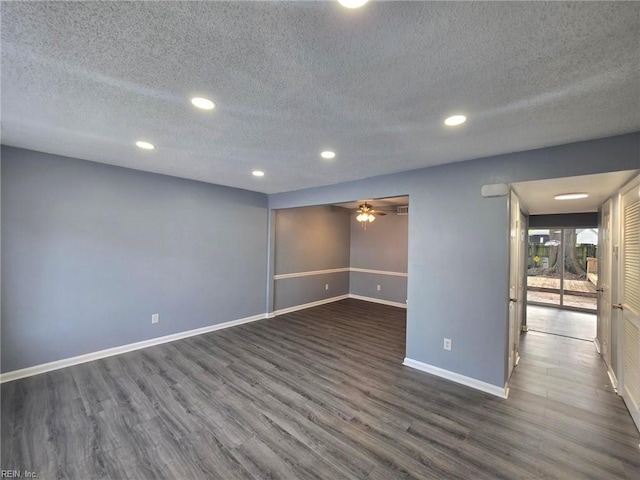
2;299;639;479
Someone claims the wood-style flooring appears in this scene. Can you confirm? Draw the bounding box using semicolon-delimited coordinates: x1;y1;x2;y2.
2;299;639;479
527;304;597;341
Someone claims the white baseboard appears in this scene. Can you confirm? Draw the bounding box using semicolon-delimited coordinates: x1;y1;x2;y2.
0;313;267;384
349;294;407;309
622;384;640;433
594;338;601;354
403;357;508;399
607;367;618;391
272;294;349;316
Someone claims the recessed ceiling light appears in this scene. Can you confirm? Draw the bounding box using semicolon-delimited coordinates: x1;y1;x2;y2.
191;97;215;110
135;141;155;150
554;193;589;200
252;170;265;177
444;115;467;126
337;0;369;8
321;151;336;160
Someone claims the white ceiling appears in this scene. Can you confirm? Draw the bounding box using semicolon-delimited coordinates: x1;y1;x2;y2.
1;2;638;194
512;170;639;215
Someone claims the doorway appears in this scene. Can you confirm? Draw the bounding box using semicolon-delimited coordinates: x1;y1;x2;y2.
525;226;598;340
526;227;599;312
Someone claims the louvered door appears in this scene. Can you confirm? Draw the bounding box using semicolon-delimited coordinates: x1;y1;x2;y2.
620;178;640;432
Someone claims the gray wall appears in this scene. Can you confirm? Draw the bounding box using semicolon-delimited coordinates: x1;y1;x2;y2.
350;210;408;305
1;146;268;373
273;205;350;311
270;132;640;389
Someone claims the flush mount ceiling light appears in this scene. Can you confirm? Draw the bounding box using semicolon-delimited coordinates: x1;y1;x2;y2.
444;115;467;126
554;193;589;200
191;97;215;110
135;141;155;150
338;0;369;8
321;151;336;160
355;202;387;230
252;170;265;177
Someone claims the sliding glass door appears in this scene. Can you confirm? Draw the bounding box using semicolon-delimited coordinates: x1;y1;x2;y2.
527;228;597;312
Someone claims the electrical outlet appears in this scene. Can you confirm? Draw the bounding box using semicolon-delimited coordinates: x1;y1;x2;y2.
376;284;381;291
443;338;452;351
152;313;159;324
325;283;329;290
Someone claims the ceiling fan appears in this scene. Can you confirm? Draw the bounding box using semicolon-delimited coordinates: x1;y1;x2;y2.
355;202;387;229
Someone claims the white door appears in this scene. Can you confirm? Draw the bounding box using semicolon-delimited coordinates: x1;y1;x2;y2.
619;177;640;431
517;212;526;346
598;199;613;368
508;191;524;377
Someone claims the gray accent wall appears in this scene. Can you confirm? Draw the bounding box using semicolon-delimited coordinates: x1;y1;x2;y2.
270;132;640;389
350;272;407;305
273;205;350;311
1;146;268;373
274;272;349;311
350;211;408;305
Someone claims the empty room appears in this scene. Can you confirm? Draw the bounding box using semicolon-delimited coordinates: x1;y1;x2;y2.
2;2;639;479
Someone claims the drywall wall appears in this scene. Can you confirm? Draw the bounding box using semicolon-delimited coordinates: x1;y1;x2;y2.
1;146;268;373
273;205;350;311
350;210;408;305
270;132;640;389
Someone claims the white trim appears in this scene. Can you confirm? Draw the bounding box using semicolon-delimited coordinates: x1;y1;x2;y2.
403;357;508;399
350;268;408;278
274;267;407;280
0;313;267;384
608;367;618;391
274;268;349;280
348;294;407;309
594;338;602;354
622;383;640;431
272;294;349;316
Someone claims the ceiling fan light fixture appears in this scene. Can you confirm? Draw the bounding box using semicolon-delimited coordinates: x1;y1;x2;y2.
356;202;378;228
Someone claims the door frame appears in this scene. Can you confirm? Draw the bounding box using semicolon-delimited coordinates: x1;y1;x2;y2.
597;199;613;370
508;190;526;379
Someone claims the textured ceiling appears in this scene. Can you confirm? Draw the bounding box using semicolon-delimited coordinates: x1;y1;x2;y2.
2;1;639;194
512;170;639;215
